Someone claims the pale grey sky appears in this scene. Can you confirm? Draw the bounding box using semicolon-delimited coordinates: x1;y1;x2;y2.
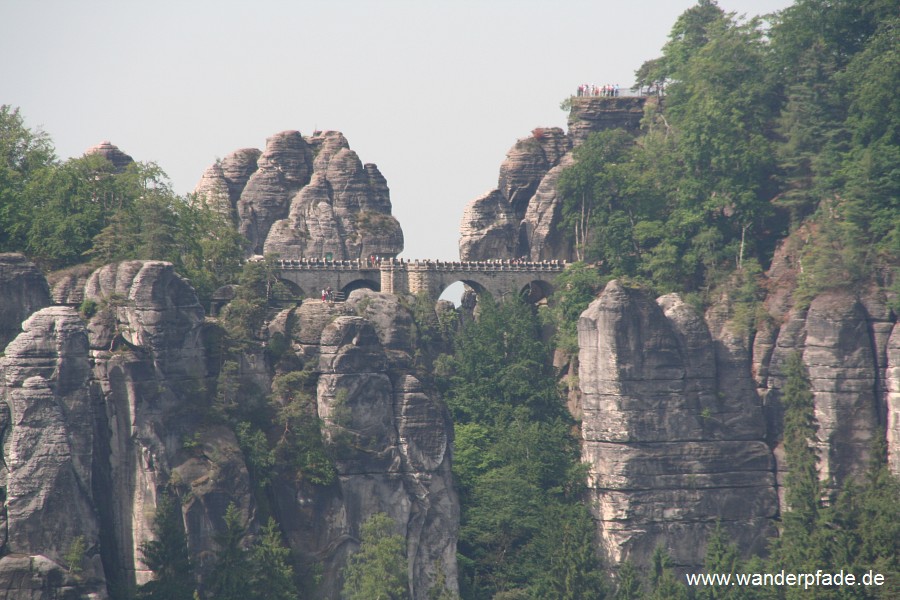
2;0;793;260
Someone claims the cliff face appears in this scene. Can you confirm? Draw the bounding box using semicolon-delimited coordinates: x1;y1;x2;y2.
459;97;645;261
0;307;108;599
750;234;899;486
0;255;457;599
578;281;778;570
276;292;458;598
577;268;898;570
0;253;50;350
195;130;404;260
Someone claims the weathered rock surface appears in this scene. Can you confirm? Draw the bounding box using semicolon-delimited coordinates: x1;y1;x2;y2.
0;307;106;598
0;254;50;350
0;260;258;596
272;291;458;599
756;293;886;495
47;264;95;307
566;96;646;146
578;281;777;570
460;97;644;261
85;141;134;171
887;322;900;476
749;227;896;493
195;130;403;260
81;261;252;589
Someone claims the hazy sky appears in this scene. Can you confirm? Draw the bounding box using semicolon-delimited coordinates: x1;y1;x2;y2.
2;0;794;261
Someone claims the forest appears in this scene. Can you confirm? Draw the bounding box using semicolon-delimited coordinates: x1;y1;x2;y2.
1;0;899;598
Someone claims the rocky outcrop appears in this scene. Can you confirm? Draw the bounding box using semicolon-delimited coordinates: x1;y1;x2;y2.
578;281;777;570
195;130;403;260
0;251;461;598
85;141;134;171
0;260;257;597
763;293;880;489
460;128;571;261
566;96;646;146
459;97;645;261
887;322;900;476
0;254;50;350
193;148;263;221
269;291;458;599
81;261;252;589
0;307;107;599
750;230;896;493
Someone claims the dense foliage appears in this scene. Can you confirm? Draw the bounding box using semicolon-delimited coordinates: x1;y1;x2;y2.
558;0;899;303
204;504;299;600
437;298;606;599
342;513;410;600
0;105;244;301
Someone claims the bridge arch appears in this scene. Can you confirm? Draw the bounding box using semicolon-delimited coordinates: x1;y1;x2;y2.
519;279;553;304
274;277;305;303
436;279;491;306
341;277;381;297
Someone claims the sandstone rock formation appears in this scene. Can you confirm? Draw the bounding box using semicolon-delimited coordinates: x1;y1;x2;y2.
85;141;134;171
269;291;458;599
578;281;778;570
0;256;457;598
750;232;898;492
0;260;255;598
459;97;645;261
0;307;107;599
0;254;50;350
80;261;253;590
195;130;403;260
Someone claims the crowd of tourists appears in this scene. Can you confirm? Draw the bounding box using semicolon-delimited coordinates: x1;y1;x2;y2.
577;83;620;97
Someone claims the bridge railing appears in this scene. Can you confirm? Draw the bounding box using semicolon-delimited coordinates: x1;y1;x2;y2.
275;258;568;272
400;259;566;272
275;258;380;271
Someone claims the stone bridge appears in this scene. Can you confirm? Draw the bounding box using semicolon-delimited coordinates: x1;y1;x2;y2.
274;258;566;302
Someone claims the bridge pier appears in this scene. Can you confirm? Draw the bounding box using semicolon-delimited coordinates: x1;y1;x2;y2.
380;261;408;294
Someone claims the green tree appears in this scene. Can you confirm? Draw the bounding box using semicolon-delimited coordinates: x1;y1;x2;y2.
648;546;689;600
0;105;56;252
269;370;336;486
64;535;87;578
698;525;756;600
342;512;409;600
250;518;300;600
528;503;606;600
613;561;643;600
776;352;821;574
557;130;635;264
438;299;604;599
545;261;605;354
136;494;195;600
207;503;255;600
220;255;286;344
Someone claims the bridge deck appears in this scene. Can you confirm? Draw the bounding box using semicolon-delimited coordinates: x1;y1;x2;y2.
275;258;566;273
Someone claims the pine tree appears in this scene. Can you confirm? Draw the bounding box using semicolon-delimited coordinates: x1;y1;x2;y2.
250;518;299;600
136;494;195;600
613;561;643;600
342;513;409;600
207;503;255;600
648;546;689;600
777;352;821;574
